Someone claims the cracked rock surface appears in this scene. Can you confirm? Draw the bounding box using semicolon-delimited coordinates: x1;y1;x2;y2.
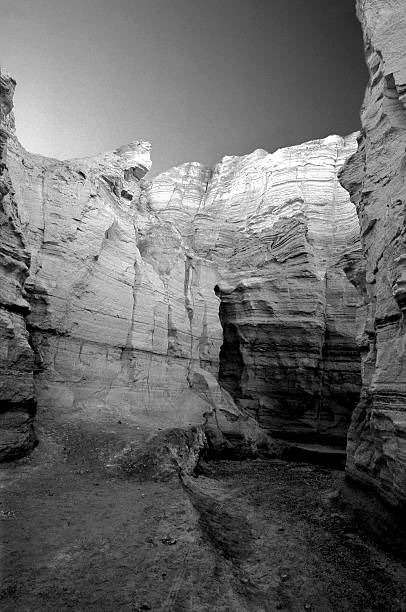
339;0;406;509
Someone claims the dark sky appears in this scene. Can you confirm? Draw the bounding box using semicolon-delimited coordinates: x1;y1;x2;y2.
1;0;367;176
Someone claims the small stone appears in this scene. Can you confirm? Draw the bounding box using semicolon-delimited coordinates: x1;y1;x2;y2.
326;490;340;502
304;604;312;610
281;574;289;581
161;537;177;545
0;509;16;519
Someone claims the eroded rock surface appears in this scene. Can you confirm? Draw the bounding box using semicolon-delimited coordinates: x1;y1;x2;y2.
6;141;219;451
1;73;362;464
199;138;362;445
150;138;362;446
5;125;272;465
339;0;406;508
0;70;36;460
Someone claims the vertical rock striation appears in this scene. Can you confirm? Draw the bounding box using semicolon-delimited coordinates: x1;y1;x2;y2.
206;138;362;445
0;70;36;459
150;137;362;446
0;74;362;464
339;0;406;508
7;139;211;431
6;132;266;462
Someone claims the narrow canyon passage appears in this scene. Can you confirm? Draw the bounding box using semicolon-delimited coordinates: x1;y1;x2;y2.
2;2;406;610
1;427;406;612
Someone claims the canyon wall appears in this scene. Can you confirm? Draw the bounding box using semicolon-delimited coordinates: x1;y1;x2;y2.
152;139;362;446
339;0;406;508
0;71;36;460
6;141;220;438
5;129;269;463
1;0;404;547
0;79;362;462
202;138;362;445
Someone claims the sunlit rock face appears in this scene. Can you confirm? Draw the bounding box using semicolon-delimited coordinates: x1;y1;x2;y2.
1;72;361;460
7;140;209;429
339;0;406;507
6;130;268;459
0;71;36;460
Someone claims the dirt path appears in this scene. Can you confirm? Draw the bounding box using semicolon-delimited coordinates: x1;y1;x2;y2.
1;433;406;611
192;460;406;611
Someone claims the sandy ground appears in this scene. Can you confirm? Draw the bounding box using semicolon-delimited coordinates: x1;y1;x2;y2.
1;426;406;612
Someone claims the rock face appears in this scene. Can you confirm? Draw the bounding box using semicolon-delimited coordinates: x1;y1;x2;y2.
339;0;406;508
7;142;211;431
5;127;270;462
0;70;36;460
0;72;362;463
202;138;362;445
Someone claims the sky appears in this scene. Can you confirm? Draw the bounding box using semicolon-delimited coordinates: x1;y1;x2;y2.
0;0;368;176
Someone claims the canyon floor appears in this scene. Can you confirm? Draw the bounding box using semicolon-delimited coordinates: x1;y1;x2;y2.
1;425;406;612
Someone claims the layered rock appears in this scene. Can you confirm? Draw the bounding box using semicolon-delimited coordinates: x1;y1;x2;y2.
1;73;362;462
145;138;362;446
0;70;36;460
5;127;270;463
7;144;210;428
339;0;406;507
200;138;362;445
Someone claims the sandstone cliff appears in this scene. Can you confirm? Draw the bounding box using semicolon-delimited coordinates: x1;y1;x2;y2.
339;0;406;508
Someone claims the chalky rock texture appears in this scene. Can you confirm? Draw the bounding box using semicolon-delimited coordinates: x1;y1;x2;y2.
0;71;36;460
5;126;269;462
186;137;361;445
339;0;406;507
7;142;213;430
2;76;361;461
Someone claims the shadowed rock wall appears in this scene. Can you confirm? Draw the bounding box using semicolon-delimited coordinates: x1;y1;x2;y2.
0;71;36;459
339;0;406;507
151;138;362;446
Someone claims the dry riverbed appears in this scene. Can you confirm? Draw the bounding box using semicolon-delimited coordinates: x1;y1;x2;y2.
1;427;406;611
